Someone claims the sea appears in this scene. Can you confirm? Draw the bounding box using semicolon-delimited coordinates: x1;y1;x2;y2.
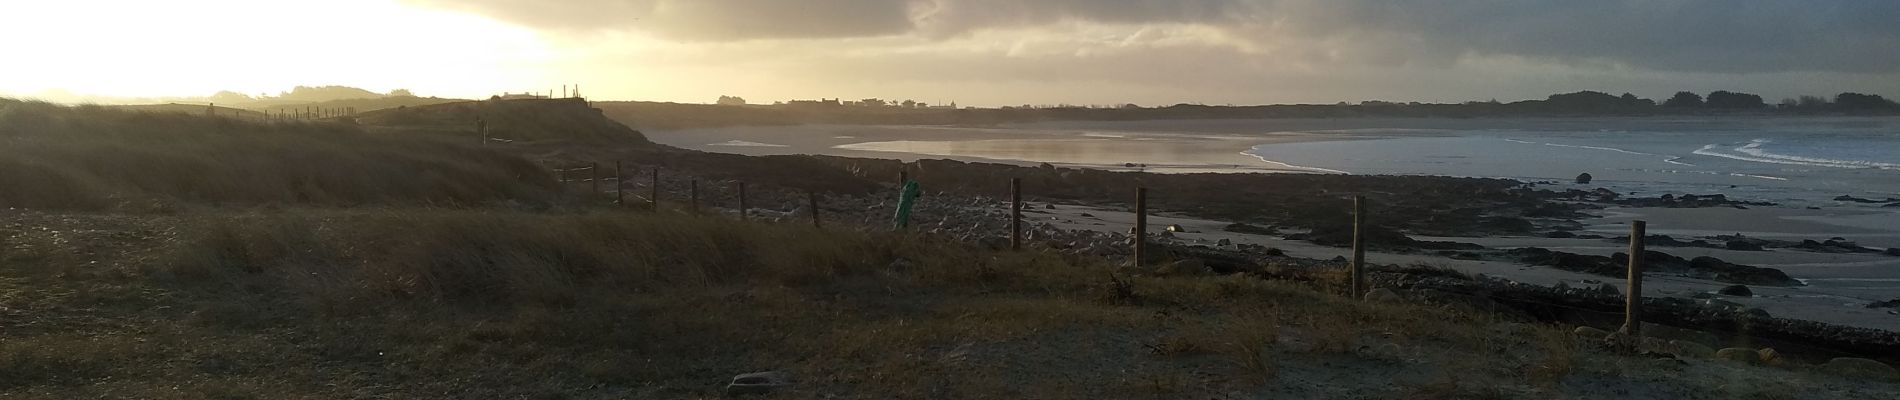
1236;117;1900;206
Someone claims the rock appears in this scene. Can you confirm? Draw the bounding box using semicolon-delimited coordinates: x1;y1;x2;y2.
1365;288;1404;303
1045;204;1057;210
1155;259;1209;277
1718;285;1753;297
1545;230;1577;238
1724;240;1765;251
1575;173;1594;184
1223;223;1276;235
1757;348;1786;366
1079;212;1095;218
1887;248;1900;257
1868;299;1900;309
1572;326;1612;340
1165;224;1188;233
1821;357;1899;380
1216;238;1232;246
1597;283;1620;295
726;371;792;395
1714;348;1759;364
1667;340;1715;358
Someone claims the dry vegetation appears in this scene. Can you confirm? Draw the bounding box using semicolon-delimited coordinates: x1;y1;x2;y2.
7;210;1890;398
0;99;559;210
0;99;1892;399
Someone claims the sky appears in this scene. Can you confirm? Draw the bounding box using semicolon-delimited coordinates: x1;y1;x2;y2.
4;0;1899;107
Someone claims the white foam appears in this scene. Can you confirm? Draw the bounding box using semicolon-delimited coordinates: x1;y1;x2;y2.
707;140;790;148
1694;139;1900;170
1728;173;1789;181
1240;145;1352;174
1540;142;1657;156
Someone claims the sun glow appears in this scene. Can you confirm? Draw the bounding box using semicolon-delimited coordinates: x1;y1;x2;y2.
0;0;556;100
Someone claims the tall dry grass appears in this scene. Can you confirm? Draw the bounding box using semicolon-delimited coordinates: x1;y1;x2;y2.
0;98;558;210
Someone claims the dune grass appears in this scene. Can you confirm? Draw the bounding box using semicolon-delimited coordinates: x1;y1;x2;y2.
3;207;1780;399
0;98;559;210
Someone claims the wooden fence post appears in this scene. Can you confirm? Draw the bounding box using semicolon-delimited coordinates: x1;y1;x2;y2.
650;169;660;212
1133;187;1148;266
1623;220;1647;337
614;161;625;207
1352;195;1367;300
809;191;823;228
737;182;749;221
690;179;700;215
1010;178;1022;251
589;162;599;196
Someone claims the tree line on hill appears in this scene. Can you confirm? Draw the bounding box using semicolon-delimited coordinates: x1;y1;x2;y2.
605;90;1899;130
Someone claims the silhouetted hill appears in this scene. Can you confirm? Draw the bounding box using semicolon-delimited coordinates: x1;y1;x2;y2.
357;98;653;144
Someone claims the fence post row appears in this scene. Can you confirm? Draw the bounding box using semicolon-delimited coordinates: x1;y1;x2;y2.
1133;187;1148;267
1623;220;1647;337
1010;178;1022;251
1351;195;1367;300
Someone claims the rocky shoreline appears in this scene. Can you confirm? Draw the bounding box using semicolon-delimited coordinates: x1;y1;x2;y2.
605;153;1897;364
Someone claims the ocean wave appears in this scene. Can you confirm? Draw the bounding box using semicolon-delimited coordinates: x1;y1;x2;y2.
1240;146;1352;174
1728;173;1790;181
1501;137;1695;165
1693;139;1900;170
1539;142;1657;156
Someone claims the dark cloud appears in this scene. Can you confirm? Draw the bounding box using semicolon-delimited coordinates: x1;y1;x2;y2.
411;0;1900;73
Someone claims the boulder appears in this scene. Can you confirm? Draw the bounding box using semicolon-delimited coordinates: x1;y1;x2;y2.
1714;348;1759;364
1821;358;1899;380
1756;348;1786;366
1597;283;1621;296
1718;285;1753;296
1165;224;1188;233
1667;340;1715;359
726;371;792;396
1575;173;1594;184
1572;326;1612;340
1365;288;1404;303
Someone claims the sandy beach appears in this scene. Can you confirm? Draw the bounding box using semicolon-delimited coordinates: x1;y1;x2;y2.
647;120;1409;173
